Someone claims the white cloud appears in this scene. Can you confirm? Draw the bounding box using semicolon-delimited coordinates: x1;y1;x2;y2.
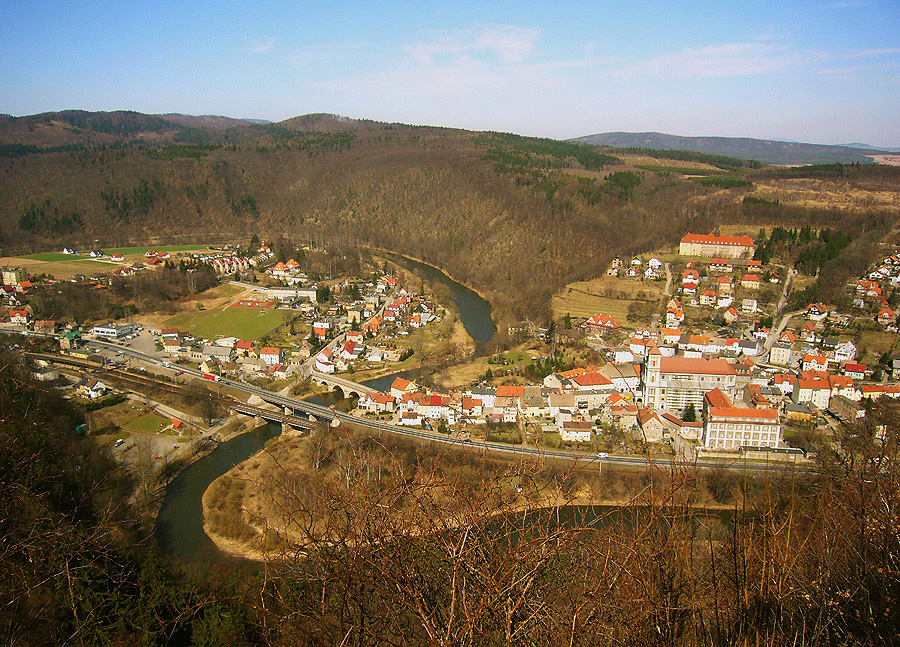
407;24;540;66
632;42;813;78
846;47;900;59
245;38;278;54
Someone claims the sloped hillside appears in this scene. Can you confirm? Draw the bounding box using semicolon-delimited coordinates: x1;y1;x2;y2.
1;112;898;319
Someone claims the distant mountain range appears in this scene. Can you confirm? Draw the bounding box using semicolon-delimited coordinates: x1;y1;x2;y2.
572;131;899;166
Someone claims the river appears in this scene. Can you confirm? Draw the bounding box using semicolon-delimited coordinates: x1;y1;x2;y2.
156;255;497;562
384;253;496;345
155;423;281;563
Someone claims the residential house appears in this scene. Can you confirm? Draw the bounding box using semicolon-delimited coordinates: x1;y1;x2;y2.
163;338;182;355
583;314;622;334
699;290;717;306
312;321;332;340
8;309;29;325
80;378;110;400
830;341;854;363
359;392;396;413
390;377;418;399
665;306;685;328
793;378;831;410
548;393;576;417
598;363;642;393
858;385;900;400
636;407;665;443
708;259;734;273
829;374;856;401
843;363;866;381
741;298;757;314
769;342;792;367
466;387;496;409
877;307;895;326
740;274;761;289
773;374;796;395
661;413;703;441
314;348;335;373
784;402;815;423
682;269;700;285
234;340;256;358
717;276;733;296
339;340;361;361
805;303;829;321
560;420;593;443
459;397;484;422
802;354;828;372
801;323;820;343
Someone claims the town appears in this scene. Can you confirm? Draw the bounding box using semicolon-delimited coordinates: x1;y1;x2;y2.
3;228;899;466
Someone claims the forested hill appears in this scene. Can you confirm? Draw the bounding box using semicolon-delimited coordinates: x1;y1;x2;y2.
1;110;899;320
572;131;894;165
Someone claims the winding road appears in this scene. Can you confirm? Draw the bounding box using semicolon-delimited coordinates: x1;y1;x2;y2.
80;339;808;474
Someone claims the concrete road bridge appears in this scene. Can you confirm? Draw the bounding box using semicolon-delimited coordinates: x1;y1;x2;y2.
307;370;375;399
231;402;318;431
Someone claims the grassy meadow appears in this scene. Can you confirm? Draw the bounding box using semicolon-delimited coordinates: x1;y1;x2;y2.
164;305;293;341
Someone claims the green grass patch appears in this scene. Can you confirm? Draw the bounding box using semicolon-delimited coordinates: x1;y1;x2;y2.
164;306;293;341
21;252;88;262
125;411;171;433
106;244;214;256
20;244;211;262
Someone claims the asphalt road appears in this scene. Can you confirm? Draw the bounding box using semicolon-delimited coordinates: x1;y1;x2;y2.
83;338;808;475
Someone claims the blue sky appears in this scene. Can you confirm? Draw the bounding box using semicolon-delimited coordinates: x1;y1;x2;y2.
2;0;899;146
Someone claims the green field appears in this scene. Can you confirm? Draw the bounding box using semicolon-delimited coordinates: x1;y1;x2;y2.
164;306;293;341
21;252;90;262
126;412;172;433
106;244;214;256
20;244;212;262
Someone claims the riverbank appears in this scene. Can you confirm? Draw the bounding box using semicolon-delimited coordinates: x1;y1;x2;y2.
154;418;282;562
372;247;498;317
200;426;738;562
373;249;497;345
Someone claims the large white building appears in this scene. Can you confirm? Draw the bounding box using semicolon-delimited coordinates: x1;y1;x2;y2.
703;389;781;450
642;351;737;412
90;323;136;339
679;234;755;259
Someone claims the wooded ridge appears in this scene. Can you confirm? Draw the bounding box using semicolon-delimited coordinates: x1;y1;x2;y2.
2;111;899;320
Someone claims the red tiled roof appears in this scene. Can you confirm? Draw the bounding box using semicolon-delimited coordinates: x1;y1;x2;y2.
659;357;736;376
681;234;754;247
709;407;779;420
391;377;412;391
571;373;613;387
705;388;733;408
